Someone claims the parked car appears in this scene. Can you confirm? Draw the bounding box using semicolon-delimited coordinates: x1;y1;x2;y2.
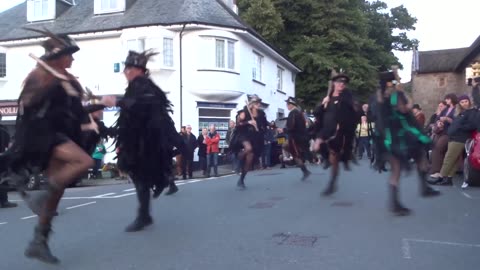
462;131;480;188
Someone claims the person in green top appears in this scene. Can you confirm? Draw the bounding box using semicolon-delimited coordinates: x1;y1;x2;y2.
91;139;106;179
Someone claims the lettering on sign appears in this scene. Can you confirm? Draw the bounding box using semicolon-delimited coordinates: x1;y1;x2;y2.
0;106;18;116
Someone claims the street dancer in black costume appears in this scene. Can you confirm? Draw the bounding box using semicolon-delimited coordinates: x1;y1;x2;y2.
372;69;440;216
0;29;98;264
285;97;311;180
114;50;184;232
313;73;357;196
230;95;267;189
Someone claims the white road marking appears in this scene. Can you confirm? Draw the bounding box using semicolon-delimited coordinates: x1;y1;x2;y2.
462;192;473;199
0;222;7;225
91;192;116;198
402;239;411;259
66;201;96;210
123;188;136;192
402;238;480;259
21;215;37;220
110;192;136;198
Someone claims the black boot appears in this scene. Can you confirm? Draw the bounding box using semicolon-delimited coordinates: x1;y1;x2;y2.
236;172;246;190
390;185;411;216
437;177;453;186
125;216;153;232
418;171;441;197
25;224;59;264
164;182;179;196
300;165;311;181
322;176;337;196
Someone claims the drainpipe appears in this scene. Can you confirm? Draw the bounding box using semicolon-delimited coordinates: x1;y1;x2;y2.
179;24;186;127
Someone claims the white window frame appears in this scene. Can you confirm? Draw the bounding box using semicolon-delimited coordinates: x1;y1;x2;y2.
125;38;145;53
94;0;126;15
163;37;174;68
27;0;55;22
277;66;284;91
215;38;235;71
252;51;263;82
0;53;6;79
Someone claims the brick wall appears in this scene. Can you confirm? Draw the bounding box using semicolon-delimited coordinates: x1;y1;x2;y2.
412;71;469;118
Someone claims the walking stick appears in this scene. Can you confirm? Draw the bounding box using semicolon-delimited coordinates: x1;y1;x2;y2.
244;100;259;131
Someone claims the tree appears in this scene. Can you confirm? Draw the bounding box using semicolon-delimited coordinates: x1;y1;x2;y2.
236;0;283;41
237;0;418;108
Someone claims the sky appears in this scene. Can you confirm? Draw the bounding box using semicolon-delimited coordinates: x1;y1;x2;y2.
1;0;479;81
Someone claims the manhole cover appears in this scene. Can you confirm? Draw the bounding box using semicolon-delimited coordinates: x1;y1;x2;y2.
268;196;285;201
331;201;354;207
258;173;282;177
249;202;275;209
272;233;327;247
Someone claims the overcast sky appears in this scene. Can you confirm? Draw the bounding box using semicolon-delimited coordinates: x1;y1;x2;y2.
1;0;479;81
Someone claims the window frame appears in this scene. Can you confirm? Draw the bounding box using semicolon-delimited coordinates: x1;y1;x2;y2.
214;38;236;71
27;0;55;22
0;53;6;79
94;0;126;15
277;66;284;92
163;37;174;68
252;51;264;82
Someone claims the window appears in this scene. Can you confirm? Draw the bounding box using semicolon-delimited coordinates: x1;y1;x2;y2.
34;0;48;18
27;0;55;22
215;39;235;70
94;0;125;14
252;52;263;81
277;66;284;91
126;39;145;52
163;38;174;67
101;0;117;10
0;53;6;78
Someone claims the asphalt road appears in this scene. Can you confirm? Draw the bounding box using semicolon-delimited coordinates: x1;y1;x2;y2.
1;161;480;270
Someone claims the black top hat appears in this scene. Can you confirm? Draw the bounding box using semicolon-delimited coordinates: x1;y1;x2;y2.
248;94;262;104
331;73;350;83
124;50;159;70
285;96;298;106
23;27;79;60
412;104;421;110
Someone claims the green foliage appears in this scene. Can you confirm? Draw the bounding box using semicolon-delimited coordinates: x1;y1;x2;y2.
238;0;418;108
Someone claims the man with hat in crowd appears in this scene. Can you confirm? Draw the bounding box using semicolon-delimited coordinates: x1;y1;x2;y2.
412;104;426;128
285;96;311;181
428;94;477;187
313;72;357;196
114;50;184;232
1;28;100;264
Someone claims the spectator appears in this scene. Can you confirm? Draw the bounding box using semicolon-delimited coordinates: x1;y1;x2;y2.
412;104;426;128
429;95;477;185
226;120;239;173
429;94;458;179
197;128;208;176
175;126;186;177
262;122;275;169
356;115;373;159
91;139;106;179
0;113;16;208
205;124;220;177
181;125;198;179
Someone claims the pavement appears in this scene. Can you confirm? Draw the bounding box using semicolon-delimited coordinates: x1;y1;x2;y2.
1;160;480;270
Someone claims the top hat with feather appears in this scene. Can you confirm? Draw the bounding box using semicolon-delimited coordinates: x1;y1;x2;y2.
24;27;80;61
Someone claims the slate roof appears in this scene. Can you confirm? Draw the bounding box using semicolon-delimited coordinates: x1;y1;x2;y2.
0;0;246;41
417;35;480;74
417;48;469;74
0;0;299;70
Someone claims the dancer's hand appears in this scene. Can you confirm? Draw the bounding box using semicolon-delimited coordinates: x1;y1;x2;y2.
101;95;116;107
322;96;330;105
313;138;323;152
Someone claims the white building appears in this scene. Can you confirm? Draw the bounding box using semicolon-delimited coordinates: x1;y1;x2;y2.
0;0;300;162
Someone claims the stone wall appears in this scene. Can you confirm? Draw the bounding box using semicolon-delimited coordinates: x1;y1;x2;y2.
412;71;469;118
